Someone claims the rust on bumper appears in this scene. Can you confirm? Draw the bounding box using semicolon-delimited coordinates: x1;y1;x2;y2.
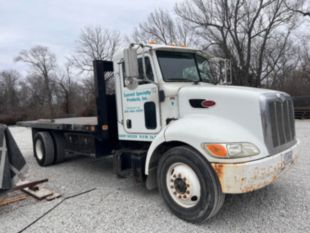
211;145;299;194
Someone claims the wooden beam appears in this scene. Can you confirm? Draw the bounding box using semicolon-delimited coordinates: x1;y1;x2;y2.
0;194;28;207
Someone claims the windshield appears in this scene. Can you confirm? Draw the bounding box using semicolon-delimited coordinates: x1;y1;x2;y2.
156;51;214;83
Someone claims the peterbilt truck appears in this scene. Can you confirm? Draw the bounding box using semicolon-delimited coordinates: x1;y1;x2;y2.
20;43;298;223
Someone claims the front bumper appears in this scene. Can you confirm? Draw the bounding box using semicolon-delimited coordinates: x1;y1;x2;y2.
211;143;299;194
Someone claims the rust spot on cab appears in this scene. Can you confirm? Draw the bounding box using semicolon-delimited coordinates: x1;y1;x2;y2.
211;163;224;185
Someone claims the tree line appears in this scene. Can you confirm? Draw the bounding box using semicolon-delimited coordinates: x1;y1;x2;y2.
1;0;310;124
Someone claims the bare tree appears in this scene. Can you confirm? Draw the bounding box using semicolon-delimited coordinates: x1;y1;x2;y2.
15;46;57;117
55;61;76;115
0;70;20;114
70;26;121;73
68;26;121;116
284;0;310;17
131;8;198;46
80;77;97;116
299;40;310;75
176;0;302;87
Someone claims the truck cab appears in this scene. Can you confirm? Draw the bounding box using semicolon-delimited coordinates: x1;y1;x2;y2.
113;44;225;139
21;43;299;223
113;43;298;221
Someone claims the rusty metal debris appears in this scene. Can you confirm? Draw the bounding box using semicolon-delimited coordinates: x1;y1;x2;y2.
17;188;96;233
0;178;61;207
19;179;61;201
12;178;48;191
23;187;54;200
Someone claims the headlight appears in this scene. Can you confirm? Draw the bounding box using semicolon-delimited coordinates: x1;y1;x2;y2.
202;143;260;158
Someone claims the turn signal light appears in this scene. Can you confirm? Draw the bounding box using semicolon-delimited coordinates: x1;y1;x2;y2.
202;142;260;158
204;144;227;157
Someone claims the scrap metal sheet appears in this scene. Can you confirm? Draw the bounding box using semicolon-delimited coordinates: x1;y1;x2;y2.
0;125;27;191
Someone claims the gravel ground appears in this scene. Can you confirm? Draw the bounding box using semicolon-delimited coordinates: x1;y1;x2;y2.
1;120;310;233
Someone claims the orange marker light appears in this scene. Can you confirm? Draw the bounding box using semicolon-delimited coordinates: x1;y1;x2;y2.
206;144;227;157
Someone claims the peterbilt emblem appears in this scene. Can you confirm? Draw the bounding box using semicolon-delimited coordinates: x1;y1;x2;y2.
201;100;216;108
189;99;216;108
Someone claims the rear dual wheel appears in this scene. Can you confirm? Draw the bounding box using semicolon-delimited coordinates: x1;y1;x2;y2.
34;131;65;166
157;146;225;223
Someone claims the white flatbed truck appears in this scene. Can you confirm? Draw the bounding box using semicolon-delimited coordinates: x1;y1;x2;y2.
19;44;299;223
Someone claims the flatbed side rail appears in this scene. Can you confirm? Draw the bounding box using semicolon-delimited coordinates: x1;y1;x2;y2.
17;117;99;133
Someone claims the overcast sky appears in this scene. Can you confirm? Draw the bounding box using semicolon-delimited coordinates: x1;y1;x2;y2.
0;0;183;72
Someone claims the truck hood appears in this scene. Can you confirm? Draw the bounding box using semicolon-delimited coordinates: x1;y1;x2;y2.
179;84;279;95
177;85;282;147
161;82;279;97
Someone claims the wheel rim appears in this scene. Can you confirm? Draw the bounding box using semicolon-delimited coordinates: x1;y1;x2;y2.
35;139;44;161
166;162;201;208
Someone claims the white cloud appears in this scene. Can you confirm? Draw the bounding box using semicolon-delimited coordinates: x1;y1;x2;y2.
0;0;183;72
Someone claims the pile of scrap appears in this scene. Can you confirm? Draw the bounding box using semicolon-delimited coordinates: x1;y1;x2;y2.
17;179;61;201
0;124;27;192
0;124;60;206
0;178;61;207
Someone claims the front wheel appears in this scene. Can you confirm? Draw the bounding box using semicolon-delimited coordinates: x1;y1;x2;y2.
157;146;225;223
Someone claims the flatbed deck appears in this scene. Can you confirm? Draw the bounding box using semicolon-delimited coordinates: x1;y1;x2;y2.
18;117;98;133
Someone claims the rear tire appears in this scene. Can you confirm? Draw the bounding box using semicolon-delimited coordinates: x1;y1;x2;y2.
157;146;225;223
51;132;65;164
34;132;55;166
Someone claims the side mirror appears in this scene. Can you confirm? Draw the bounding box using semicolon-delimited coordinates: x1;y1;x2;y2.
124;48;139;79
123;47;139;90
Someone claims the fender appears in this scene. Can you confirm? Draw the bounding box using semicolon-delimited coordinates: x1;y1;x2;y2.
145;114;268;175
144;126;167;175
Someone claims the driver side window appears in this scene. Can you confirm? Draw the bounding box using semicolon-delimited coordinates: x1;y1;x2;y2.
122;57;154;87
138;57;154;82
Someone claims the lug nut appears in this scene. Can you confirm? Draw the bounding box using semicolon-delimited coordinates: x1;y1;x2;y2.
173;192;177;195
173;175;176;178
170;179;174;182
186;191;190;194
178;174;181;178
170;185;174;189
183;195;187;199
178;195;182;199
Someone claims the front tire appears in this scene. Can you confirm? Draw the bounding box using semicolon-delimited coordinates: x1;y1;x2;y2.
157;146;225;223
34;132;55;166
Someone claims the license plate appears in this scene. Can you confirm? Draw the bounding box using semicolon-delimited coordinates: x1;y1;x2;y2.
282;150;293;166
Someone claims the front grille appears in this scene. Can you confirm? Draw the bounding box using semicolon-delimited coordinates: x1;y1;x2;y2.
262;93;296;153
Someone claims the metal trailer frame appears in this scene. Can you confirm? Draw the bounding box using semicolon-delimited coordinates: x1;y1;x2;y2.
18;60;147;181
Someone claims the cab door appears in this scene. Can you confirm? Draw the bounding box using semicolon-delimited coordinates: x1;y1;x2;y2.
121;56;161;134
